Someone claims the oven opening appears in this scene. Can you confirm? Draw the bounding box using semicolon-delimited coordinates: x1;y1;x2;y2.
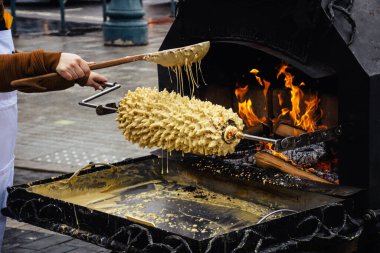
193;43;340;185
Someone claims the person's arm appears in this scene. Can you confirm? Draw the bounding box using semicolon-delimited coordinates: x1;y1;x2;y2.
0;49;69;92
0;50;107;92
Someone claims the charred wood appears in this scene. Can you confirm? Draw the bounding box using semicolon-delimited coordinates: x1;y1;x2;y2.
255;152;334;185
307;168;339;184
274;123;306;137
282;143;326;168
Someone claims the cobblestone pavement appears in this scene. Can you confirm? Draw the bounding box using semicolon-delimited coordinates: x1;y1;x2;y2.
2;5;172;252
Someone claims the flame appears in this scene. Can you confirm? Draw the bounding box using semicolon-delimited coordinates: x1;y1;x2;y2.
233;69;273;127
276;64;324;132
235;84;267;127
264;143;301;168
234;64;336;178
265;143;289;161
264;143;339;184
250;69;271;97
235;64;325;132
235;84;249;101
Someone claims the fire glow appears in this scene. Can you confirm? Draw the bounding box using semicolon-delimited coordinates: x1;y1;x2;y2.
234;63;336;179
235;83;267;127
276;64;325;133
235;63;325;133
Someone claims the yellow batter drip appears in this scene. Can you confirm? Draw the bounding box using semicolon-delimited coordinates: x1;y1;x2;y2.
144;42;209;97
168;60;206;97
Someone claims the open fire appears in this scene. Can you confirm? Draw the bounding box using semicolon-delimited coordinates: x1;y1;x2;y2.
234;63;338;184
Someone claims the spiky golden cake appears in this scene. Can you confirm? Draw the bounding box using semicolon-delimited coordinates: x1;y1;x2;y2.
116;87;244;156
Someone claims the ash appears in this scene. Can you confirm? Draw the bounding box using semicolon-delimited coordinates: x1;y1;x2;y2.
282;143;326;167
222;143;327;168
222;148;256;166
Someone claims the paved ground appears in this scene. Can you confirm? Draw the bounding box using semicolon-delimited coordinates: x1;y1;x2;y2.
2;3;172;252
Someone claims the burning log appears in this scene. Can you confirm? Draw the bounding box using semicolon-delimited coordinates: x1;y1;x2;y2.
255;152;334;185
274;124;327;167
274;123;306;137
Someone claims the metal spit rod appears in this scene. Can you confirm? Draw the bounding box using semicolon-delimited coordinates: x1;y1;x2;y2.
78;85;340;152
233;126;341;152
78;82;120;115
238;133;279;145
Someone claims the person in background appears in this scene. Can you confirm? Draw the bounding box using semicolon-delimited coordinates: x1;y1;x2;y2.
0;1;108;247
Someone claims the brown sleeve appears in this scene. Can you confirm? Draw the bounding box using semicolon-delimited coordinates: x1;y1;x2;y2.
0;49;76;93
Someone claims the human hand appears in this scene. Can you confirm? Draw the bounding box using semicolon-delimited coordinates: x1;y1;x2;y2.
85;72;108;90
56;53;91;81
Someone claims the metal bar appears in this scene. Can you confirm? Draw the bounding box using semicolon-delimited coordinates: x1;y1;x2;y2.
239;126;341;152
279;126;341;151
95;104;118;115
239;133;278;144
59;0;66;34
257;209;297;224
10;0;17;35
78;82;120;109
170;0;176;17
102;0;107;22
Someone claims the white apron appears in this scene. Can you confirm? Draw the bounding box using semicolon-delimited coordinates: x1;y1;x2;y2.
0;29;17;249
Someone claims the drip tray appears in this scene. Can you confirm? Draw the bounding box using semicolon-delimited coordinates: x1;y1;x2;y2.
3;155;345;252
30;176;274;240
